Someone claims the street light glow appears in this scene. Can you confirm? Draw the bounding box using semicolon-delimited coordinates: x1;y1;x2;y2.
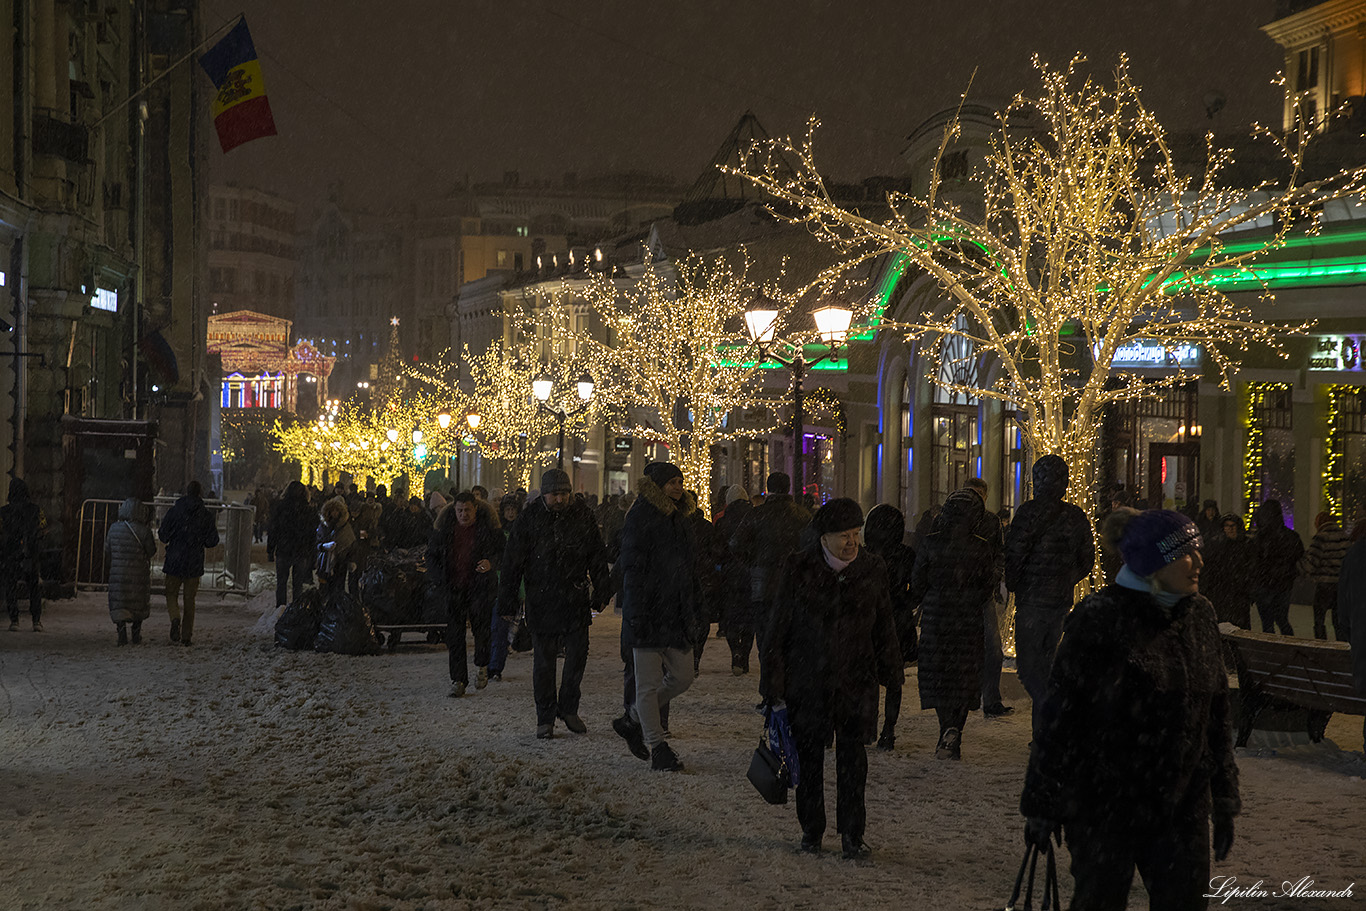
812;304;854;344
744;309;780;344
532;374;554;403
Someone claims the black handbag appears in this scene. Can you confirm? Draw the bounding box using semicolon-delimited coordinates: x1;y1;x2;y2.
510;610;533;653
1005;841;1061;911
746;738;790;805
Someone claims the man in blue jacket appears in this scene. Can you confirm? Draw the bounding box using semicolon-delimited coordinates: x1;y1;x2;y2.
158;481;220;646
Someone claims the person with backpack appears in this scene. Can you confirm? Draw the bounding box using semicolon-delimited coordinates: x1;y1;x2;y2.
158;481;220;646
105;498;157;645
2;478;46;632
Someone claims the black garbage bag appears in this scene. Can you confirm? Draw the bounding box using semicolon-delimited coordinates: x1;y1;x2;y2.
361;547;427;625
315;589;382;656
275;588;324;651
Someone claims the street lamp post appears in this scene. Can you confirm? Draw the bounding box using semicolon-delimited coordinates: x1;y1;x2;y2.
532;371;594;471
742;303;852;497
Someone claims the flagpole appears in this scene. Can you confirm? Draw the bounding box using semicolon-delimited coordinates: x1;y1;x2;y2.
90;13;243;131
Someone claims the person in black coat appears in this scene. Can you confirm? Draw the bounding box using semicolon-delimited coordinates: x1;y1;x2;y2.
861;503;916;751
729;471;812;689
711;486;751;648
613;463;701;771
766;498;902;860
1021;509;1240;909
428;491;504;697
911;488;998;760
1203;513;1254;630
498;468;611;739
965;477;1011;719
1003;454;1095;734
268;480;317;608
1;478;46;631
1250;499;1304;635
489;495;523;681
157;480;220;646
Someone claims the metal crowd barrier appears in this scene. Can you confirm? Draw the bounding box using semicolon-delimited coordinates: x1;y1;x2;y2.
75;498;256;596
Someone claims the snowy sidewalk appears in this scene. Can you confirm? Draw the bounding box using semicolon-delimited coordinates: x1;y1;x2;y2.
0;590;1361;910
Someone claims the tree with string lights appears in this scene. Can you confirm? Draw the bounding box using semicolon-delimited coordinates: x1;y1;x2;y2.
735;55;1366;523
411;332;598;492
564;252;780;513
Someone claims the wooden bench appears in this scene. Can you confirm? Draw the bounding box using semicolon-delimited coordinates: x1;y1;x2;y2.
1221;626;1366;749
373;623;446;652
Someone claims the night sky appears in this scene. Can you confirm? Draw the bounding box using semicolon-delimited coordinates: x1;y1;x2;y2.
208;0;1285;214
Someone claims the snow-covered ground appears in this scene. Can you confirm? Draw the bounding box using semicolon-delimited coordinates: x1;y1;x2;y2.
1;588;1362;910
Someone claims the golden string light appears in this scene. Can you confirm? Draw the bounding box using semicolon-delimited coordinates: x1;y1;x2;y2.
731;55;1366;536
554;250;783;514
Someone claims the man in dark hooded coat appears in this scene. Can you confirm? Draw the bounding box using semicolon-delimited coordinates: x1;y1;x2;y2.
1003;454;1095;734
1;478;46;631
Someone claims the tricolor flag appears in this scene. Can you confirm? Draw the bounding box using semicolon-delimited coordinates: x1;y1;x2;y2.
198;18;277;153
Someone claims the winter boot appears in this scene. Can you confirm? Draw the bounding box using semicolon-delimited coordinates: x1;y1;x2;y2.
476;666;489;690
612;713;650;760
169;618;181;643
935;727;962;761
117;623;128;646
876;728;895;751
130;621;142;645
650;741;683;772
841;834;872;861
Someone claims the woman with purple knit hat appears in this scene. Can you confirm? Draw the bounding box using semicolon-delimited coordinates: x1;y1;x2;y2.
1020;509;1240;909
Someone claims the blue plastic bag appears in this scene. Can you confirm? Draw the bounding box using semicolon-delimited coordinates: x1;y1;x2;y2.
765;706;801;789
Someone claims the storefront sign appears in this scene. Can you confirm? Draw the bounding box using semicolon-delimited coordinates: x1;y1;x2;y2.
1308;334;1363;372
1106;339;1202;368
613;436;633;453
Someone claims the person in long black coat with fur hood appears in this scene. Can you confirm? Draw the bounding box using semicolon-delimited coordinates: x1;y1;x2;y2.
1021;509;1240;909
911;487;998;761
766;498;902;860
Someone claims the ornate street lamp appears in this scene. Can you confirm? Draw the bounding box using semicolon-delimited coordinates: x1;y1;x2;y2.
743;301;852;496
532;370;594;470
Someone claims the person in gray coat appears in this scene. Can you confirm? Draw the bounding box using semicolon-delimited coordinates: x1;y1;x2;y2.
105;498;157;646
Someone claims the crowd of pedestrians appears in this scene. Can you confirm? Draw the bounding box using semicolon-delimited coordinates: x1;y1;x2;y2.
8;453;1366;902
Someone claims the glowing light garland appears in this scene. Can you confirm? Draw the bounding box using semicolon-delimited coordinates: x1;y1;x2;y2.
556;251;783;513
1324;384;1354;520
1242;382;1292;518
731;56;1366;538
410;323;600;492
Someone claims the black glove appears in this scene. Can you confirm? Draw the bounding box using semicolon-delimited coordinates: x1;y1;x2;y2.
1024;816;1060;850
1213;813;1235;861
